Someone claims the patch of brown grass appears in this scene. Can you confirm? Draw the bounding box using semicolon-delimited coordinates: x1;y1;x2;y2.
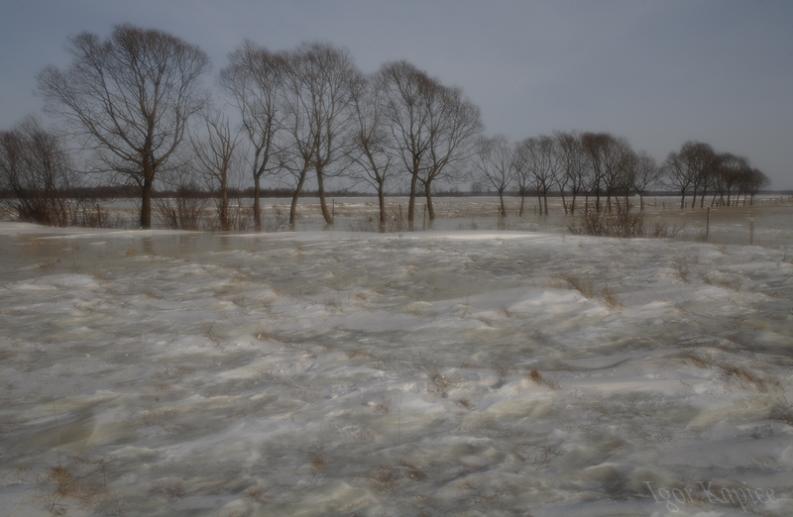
50;467;76;498
529;369;559;390
601;287;622;309
562;275;594;298
679;353;777;392
310;453;327;474
47;464;105;507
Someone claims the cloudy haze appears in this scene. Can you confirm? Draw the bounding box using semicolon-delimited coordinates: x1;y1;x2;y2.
1;0;791;187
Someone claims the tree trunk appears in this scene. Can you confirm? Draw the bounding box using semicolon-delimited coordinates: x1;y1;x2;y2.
424;180;435;220
289;169;307;227
519;191;526;216
219;176;229;231
316;166;333;225
680;193;685;209
140;176;153;228
543;193;549;215
407;170;418;226
377;184;386;229
253;176;262;231
498;190;506;217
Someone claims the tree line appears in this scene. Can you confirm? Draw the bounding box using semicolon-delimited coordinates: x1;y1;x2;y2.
0;24;770;229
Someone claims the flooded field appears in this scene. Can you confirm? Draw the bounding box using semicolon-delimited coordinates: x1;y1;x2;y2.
1;221;792;515
20;194;793;248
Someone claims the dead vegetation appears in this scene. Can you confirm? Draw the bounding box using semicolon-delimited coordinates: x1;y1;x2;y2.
678;353;780;393
429;370;452;398
768;395;793;427
309;452;327;474
43;460;109;515
561;274;621;308
569;205;684;239
562;274;594;298
601;286;622;308
368;462;426;492
702;272;743;291
672;257;690;282
529;368;559;390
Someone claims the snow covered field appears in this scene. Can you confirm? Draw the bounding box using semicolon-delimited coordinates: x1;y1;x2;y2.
1;222;793;516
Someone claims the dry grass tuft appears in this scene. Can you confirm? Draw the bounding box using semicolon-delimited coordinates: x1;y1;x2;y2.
679;353;778;393
310;453;327;474
428;369;453;398
369;466;397;492
769;396;793;427
702;273;742;291
672;257;690;282
562;275;594;299
47;463;106;509
456;398;473;410
529;369;559;389
50;467;76;498
601;287;622;309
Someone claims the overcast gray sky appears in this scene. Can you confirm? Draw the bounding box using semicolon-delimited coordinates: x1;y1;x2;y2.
1;0;791;188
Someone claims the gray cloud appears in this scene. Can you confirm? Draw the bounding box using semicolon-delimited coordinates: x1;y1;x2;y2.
1;0;791;187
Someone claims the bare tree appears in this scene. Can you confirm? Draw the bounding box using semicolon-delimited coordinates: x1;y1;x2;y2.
350;73;394;227
743;168;768;205
580;132;611;212
38;24;208;228
515;136;557;215
377;61;436;227
421;84;482;220
684;142;715;208
0;117;74;225
191;110;238;231
474;135;513;217
555;131;587;214
281;43;358;226
663;141;713;209
221;42;286;230
632;151;660;210
511;141;533;216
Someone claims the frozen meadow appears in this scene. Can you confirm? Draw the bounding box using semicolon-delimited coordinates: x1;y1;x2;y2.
1;220;793;516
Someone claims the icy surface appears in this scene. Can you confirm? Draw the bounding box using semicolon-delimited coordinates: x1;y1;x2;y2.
1;223;792;516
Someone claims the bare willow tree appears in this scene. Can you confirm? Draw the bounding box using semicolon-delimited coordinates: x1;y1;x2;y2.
220;42;286;230
38;24;208;228
350;73;394;227
191;110;238;231
422;84;482;220
580;132;633;212
663;141;713;209
0;117;73;225
555;131;587;214
511;141;533;216
632;151;660;210
515;136;557;215
281;43;358;225
378;61;435;226
474;135;513;217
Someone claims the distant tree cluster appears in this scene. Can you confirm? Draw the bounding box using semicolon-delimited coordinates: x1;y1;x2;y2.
663;142;768;209
0;24;771;229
